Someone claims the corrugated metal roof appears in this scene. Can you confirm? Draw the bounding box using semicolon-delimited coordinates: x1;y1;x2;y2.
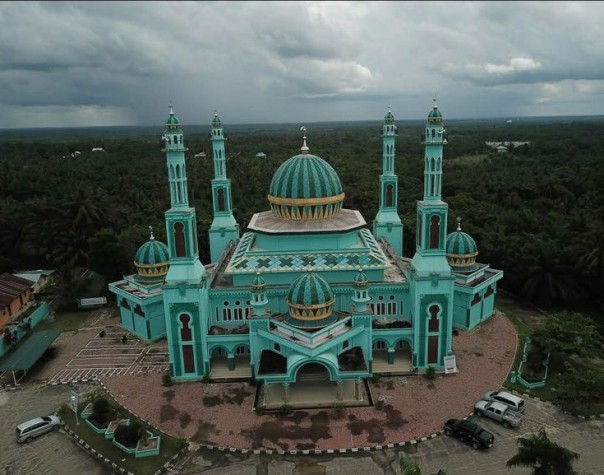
0;330;61;371
0;273;33;307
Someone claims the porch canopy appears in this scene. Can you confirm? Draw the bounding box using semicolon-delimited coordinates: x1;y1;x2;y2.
0;330;61;384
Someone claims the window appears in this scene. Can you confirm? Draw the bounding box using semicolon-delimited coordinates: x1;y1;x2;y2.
180;314;192;341
428;304;440;332
429;215;440;249
174;222;186;257
217;188;225;211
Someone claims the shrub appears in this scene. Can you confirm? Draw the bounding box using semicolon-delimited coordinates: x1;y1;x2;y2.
91;398;111;425
114;420;143;448
425;366;436;380
279;404;293;415
375;399;385;410
161;372;173;387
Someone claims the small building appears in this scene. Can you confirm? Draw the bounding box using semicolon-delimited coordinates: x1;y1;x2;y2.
255;152;267;158
13;270;55;294
77;297;108;310
194;152;207;158
496;145;508;153
92;147;105;152
0;273;34;330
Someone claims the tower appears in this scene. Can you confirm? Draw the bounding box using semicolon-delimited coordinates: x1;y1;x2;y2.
373;107;403;256
409;100;454;370
209;112;239;262
161;105;208;380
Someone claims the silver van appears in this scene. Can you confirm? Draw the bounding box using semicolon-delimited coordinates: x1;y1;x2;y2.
16;415;61;443
483;390;525;413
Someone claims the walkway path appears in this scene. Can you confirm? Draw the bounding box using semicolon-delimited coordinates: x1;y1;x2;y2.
101;312;516;451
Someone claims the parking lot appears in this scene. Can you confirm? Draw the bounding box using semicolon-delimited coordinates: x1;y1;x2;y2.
48;328;169;384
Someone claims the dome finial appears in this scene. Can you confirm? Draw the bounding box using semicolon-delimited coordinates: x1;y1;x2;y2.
149;225;155;240
300;126;309;154
456;217;461;231
433;97;438;109
169;103;174;115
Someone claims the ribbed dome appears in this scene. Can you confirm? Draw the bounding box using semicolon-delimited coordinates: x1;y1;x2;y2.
284;270;337;329
428;102;443;123
212;112;222;127
446;219;478;273
134;233;170;281
353;269;369;288
165;105;181;129
251;272;266;293
268;150;344;220
384;108;395;124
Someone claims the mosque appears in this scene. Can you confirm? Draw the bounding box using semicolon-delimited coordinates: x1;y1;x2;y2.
108;102;503;408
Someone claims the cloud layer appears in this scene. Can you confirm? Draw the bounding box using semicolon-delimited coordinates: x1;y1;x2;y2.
1;1;602;128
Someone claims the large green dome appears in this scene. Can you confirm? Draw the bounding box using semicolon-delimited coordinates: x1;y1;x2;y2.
446;219;478;273
285;270;337;329
268;146;344;220
134;233;170;281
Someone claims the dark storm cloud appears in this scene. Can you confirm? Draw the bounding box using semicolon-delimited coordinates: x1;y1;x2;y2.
0;1;602;128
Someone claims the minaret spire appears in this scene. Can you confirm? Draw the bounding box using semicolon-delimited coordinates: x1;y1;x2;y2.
373;107;403;256
209;111;240;263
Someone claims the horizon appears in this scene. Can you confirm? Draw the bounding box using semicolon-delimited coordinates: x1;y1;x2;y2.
1;112;603;134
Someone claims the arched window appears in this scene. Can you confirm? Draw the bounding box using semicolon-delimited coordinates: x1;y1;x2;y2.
180;314;192;341
385;184;393;207
217;188;225;211
431;129;435;138
428;304;440;331
173;135;178;143
429;215;440;249
174;222;186;257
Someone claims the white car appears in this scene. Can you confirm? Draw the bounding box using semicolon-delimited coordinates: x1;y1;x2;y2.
482;390;525;413
16;415;61;443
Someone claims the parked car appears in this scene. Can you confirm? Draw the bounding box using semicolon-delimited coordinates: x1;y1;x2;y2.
474;400;523;428
16;415;61;443
443;418;495;449
482;390;525;413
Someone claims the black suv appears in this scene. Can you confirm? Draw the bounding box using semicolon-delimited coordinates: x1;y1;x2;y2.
443;418;495;449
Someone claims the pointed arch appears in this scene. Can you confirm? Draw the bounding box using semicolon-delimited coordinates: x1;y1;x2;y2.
174;222;186;257
429;215;440;249
217;188;226;211
385;184;394;207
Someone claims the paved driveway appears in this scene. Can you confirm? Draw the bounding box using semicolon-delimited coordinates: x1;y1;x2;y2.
0;384;110;475
177;396;604;474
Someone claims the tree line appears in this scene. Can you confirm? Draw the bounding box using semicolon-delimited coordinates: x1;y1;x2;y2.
0;117;602;319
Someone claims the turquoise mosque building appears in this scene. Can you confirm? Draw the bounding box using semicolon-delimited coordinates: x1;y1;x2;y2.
109;102;503;407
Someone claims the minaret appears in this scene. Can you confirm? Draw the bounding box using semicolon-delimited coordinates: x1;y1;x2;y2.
208;111;239;263
161;105;208;380
373;107;403;256
410;99;450;275
408;100;454;371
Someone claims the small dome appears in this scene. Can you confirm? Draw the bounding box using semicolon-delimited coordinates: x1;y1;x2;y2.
384;107;395;124
285;270;337;329
428;100;443;123
251;271;266;293
165;105;181;129
268;148;344;220
212;111;222;127
134;230;170;281
446;219;478;273
353;269;369;288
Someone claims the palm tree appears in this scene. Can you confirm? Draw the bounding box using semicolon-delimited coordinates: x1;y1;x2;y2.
507;428;579;475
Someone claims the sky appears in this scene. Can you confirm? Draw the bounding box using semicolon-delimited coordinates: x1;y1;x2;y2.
1;1;603;128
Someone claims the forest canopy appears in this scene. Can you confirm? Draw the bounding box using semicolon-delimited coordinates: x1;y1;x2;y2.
0;116;602;314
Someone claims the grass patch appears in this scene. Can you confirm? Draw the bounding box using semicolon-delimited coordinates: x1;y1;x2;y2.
59;404;183;475
35;311;95;332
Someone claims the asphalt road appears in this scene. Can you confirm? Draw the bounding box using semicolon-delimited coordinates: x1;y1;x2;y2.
1;384;602;475
0;384;110;475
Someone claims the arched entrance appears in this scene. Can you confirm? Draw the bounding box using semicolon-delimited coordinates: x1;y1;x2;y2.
372;338;413;374
296;362;330;383
209;346;251;380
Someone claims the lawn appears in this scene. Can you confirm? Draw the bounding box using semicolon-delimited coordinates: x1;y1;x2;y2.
499;297;604;416
59;403;184;475
35;311;96;332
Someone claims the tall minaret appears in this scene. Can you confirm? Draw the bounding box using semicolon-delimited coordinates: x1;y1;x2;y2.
373;107;403;256
162;105;208;380
408;100;454;371
410;99;450;275
208;111;239;263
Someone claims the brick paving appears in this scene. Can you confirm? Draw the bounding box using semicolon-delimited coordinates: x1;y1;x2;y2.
100;311;516;451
